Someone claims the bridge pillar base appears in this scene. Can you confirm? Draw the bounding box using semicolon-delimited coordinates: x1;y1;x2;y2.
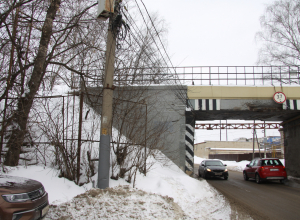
283;116;300;178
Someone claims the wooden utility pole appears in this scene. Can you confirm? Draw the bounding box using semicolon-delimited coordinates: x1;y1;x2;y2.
97;0;118;189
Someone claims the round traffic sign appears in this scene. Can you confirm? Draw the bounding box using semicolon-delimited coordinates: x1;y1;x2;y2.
273;92;286;104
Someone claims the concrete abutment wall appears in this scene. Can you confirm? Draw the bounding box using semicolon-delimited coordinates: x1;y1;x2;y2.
84;85;189;173
283;116;300;177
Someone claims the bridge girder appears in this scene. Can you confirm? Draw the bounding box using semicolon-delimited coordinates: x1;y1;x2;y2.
195;123;282;130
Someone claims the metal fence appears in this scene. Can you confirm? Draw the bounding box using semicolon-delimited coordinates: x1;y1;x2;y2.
0;92;101;166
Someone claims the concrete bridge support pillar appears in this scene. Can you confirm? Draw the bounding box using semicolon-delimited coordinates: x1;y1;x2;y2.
185;112;195;175
282;116;300;178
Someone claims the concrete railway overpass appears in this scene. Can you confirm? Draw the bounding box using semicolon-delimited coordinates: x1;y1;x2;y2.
85;66;300;178
185;85;300;177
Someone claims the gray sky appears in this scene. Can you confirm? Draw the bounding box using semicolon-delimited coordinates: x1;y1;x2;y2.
142;0;276;67
141;0;280;142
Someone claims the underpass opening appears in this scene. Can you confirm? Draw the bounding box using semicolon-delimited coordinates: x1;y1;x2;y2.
186;83;300;177
193;119;283;163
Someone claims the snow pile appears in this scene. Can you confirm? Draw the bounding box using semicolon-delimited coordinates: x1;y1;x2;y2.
132;156;231;219
46;186;187;220
222;160;249;172
2;153;232;219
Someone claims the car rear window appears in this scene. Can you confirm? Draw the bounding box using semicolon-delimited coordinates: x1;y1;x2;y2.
261;159;283;166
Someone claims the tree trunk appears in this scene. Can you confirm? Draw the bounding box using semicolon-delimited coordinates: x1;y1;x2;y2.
4;0;61;166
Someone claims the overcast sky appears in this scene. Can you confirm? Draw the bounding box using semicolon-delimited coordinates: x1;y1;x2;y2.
140;0;280;142
142;0;276;67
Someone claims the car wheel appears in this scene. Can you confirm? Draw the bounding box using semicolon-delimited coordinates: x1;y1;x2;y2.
280;179;285;184
198;170;201;177
255;173;261;184
243;172;249;181
224;176;228;180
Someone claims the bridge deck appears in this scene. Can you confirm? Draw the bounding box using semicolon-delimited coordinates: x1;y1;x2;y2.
187;86;300;100
187;86;300;121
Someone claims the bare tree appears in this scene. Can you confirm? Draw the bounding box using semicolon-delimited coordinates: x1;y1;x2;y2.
3;0;61;166
1;0;105;166
29;94;100;184
1;0;179;188
257;0;300;67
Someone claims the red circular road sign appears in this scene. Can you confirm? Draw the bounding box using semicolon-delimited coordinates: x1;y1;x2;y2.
273;92;286;104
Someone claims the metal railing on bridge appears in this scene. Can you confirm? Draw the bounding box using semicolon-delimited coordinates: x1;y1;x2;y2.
159;66;300;86
82;66;300;87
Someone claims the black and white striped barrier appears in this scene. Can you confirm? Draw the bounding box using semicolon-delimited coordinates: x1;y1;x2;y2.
193;99;220;111
283;100;300;110
185;124;194;174
191;99;300;111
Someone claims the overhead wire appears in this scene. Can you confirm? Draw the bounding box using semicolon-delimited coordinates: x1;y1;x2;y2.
135;0;193;109
117;4;190;116
94;1;192;109
122;10;162;71
121;8;176;85
133;0;170;69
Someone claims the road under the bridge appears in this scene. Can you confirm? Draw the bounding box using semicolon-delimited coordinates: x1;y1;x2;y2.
194;164;300;220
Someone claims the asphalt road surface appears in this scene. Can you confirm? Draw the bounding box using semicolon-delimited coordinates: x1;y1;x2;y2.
194;165;300;220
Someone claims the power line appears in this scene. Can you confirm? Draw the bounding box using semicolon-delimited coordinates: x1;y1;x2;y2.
119;8;180;86
139;0;174;68
133;0;170;68
135;0;193;108
122;11;164;71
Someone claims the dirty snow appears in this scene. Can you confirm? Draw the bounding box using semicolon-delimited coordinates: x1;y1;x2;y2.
0;153;251;219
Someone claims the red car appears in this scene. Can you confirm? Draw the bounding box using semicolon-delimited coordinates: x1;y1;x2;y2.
243;158;287;184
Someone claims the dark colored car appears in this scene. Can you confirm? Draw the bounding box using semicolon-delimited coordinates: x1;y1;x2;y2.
243;158;287;184
198;160;228;180
0;175;49;220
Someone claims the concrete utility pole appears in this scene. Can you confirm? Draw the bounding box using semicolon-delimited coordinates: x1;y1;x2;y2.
264;121;267;158
97;1;119;189
252;120;255;160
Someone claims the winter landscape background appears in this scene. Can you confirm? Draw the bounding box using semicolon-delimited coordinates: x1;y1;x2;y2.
2;151;256;219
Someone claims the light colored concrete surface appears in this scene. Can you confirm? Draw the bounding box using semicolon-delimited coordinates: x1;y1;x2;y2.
187;86;300;100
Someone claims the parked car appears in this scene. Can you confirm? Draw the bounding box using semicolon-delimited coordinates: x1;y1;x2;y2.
243;158;287;184
0;175;49;220
198;159;228;180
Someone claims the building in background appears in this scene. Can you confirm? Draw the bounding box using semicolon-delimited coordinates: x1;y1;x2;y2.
194;136;282;162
